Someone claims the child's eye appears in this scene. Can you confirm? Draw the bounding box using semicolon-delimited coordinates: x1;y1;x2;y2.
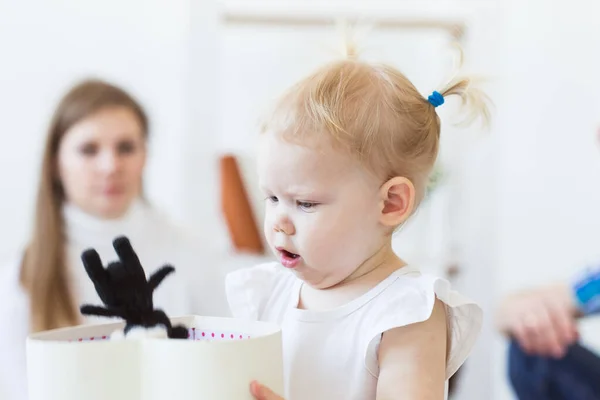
297;201;318;212
266;196;278;203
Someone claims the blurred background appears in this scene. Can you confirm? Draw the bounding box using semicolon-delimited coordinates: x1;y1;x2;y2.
2;0;600;398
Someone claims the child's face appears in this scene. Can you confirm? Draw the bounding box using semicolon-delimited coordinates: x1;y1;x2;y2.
258;133;386;289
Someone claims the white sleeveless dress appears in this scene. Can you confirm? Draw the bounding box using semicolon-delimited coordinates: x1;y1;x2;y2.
226;262;483;400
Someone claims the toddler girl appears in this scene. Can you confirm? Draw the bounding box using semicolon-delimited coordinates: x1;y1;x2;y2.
226;44;489;400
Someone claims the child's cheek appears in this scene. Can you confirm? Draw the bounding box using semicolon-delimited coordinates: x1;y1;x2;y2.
302;219;332;258
263;211;276;242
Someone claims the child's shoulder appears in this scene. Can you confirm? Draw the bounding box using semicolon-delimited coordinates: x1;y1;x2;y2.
378;266;480;313
363;266;483;379
225;261;295;320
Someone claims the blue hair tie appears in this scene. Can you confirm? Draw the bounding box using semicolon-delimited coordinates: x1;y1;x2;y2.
428;91;445;108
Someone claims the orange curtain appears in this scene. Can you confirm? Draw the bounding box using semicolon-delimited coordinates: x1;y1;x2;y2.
219;154;264;254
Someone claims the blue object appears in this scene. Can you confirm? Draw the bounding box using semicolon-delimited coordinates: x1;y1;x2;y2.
427;91;445;108
508;340;600;399
573;266;600;315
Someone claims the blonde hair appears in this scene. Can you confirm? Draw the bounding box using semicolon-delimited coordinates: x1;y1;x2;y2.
261;44;491;204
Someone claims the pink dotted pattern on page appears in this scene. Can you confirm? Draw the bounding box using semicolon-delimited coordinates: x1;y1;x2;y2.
67;328;252;342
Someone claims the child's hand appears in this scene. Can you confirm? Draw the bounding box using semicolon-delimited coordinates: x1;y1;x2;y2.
250;381;284;400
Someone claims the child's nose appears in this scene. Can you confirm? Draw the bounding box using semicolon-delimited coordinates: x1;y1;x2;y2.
273;216;295;236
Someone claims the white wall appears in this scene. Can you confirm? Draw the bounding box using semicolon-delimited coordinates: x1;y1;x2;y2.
497;0;600;292
0;0;198;261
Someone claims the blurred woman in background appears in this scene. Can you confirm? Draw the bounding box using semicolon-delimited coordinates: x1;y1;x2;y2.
0;79;228;400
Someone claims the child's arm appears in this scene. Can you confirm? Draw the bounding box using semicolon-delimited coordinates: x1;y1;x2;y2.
376;298;448;399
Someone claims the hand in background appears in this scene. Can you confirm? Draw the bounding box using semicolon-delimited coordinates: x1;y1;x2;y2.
250;381;284;400
496;283;579;358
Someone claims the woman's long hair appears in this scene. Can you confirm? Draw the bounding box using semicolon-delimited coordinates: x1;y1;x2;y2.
20;79;149;333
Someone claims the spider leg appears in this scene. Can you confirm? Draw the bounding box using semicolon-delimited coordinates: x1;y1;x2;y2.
113;236;146;282
169;325;189;339
81;250;114;303
80;304;122;319
148;265;175;292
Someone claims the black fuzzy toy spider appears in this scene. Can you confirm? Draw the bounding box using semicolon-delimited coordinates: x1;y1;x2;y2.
80;236;188;340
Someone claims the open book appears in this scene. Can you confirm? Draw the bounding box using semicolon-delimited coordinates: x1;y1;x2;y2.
26;315;283;400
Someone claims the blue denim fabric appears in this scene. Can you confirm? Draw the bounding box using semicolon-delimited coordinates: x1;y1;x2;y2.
508;340;600;399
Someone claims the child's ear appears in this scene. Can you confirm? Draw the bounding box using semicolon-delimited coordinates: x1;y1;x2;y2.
378;176;415;227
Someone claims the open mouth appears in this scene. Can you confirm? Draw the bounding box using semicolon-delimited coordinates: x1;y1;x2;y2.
277;248;301;268
280;249;299;259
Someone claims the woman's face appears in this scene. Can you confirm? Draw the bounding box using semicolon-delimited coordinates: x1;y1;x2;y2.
57;106;147;219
